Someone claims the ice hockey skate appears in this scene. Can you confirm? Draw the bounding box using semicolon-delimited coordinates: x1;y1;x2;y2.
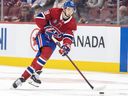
12;77;25;88
31;70;42;84
29;70;42;87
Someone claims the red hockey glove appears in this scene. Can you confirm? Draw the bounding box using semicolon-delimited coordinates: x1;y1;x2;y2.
59;44;71;56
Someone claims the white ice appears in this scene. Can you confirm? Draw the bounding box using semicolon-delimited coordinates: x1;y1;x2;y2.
0;65;128;96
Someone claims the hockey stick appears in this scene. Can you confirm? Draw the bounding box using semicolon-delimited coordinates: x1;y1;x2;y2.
52;37;106;91
65;54;94;89
64;55;106;91
52;37;94;90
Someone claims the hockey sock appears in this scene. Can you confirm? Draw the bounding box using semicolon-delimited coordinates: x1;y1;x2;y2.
21;66;35;80
21;47;53;80
33;47;53;71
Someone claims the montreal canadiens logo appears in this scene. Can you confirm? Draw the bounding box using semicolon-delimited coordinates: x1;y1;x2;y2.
30;28;39;52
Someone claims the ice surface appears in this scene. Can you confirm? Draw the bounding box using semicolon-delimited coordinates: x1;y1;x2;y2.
0;66;128;96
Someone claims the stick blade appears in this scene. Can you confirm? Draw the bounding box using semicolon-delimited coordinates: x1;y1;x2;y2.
93;85;106;91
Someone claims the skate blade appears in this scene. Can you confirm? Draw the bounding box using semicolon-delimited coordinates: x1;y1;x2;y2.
28;81;40;87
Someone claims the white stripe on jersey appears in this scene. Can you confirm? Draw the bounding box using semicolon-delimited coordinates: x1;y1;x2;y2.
39;56;46;62
63;37;72;41
26;69;32;75
63;34;73;37
37;61;44;67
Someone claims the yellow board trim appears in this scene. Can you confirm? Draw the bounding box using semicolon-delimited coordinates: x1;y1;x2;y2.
0;56;119;73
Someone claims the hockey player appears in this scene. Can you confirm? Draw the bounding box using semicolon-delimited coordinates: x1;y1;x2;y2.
12;0;77;88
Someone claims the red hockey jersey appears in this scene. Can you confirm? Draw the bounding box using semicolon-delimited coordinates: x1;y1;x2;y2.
35;8;77;46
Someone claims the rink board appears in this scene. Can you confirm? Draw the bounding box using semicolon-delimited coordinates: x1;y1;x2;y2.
0;56;119;72
0;23;124;72
120;27;128;72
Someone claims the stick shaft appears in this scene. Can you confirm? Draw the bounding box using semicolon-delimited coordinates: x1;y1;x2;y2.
55;41;94;89
65;54;94;89
52;37;94;89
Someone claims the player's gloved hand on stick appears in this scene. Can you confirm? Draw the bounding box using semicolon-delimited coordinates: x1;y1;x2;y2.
59;44;70;56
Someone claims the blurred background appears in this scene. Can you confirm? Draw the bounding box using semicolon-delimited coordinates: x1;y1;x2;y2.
0;0;128;25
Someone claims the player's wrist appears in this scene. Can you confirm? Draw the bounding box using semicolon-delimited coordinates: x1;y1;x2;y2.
59;44;71;56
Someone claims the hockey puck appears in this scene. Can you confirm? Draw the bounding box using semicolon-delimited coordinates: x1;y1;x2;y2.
99;92;104;94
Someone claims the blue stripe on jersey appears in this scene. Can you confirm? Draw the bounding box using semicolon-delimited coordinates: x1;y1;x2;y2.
27;67;35;74
37;58;46;65
37;13;44;18
63;34;73;40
